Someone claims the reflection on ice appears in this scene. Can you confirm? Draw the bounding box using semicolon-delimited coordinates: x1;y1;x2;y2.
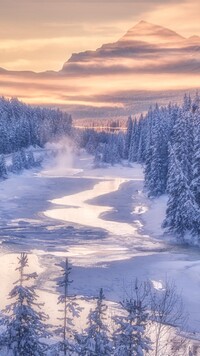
64;245;134;266
44;179;137;236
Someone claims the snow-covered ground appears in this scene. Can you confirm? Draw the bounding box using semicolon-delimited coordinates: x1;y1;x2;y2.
0;150;200;338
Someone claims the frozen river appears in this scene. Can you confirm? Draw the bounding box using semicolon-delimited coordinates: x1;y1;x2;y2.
0;151;200;333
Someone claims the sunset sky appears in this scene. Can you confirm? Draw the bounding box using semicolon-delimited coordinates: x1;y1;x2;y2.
0;0;200;118
0;0;200;72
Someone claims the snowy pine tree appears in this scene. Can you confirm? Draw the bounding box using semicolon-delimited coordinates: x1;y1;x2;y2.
128;119;138;162
55;258;82;355
20;149;28;169
0;253;50;356
144;106;170;196
113;280;151;356
76;288;112;356
11;151;23;173
191;120;200;208
0;97;72;155
26;150;36;168
124;116;133;159
170;108;192;183
163;145;200;241
0;154;7;179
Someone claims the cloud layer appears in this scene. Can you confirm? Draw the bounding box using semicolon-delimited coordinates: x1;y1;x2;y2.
0;19;200;118
0;0;198;71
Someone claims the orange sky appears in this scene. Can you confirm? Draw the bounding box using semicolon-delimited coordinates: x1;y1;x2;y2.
0;0;199;118
0;0;200;72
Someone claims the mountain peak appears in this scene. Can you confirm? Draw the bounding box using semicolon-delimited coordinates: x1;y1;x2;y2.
136;20;150;26
135;20;156;27
121;21;185;44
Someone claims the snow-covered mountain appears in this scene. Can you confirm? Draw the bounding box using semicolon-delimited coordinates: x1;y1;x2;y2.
61;20;200;75
0;21;199;118
120;20;185;44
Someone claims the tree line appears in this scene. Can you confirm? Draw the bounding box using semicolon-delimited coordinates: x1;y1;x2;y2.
0;148;40;180
126;93;200;245
1;94;199;245
79;93;200;245
0;97;72;180
0;97;72;155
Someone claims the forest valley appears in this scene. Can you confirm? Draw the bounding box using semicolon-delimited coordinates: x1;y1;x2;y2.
0;94;200;355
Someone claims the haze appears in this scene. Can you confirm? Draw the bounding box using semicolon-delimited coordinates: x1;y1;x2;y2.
0;0;200;117
0;0;199;72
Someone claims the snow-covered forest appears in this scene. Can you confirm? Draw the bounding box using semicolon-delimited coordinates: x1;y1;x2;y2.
0;97;72;154
1;93;200;244
0;93;200;354
0;253;191;356
0;97;72;178
81;93;200;246
1;1;200;353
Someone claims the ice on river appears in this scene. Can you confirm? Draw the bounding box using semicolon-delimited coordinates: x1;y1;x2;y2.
44;178;137;236
0;150;200;334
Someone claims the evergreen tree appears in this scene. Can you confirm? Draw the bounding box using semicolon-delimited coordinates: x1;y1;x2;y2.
85;133;98;155
163;145;200;240
172;108;192;182
20;149;28;169
11;151;23;173
144;107;168;196
137;117;147;163
116;132;125;161
128;119;138;162
192;91;200;113
124;116;133;159
27;150;36;168
182;93;191;112
93;144;104;167
0;154;7;179
55;258;82;355
191;120;200;207
0;253;50;355
76;288;112;356
113;280;151;356
0;97;72;155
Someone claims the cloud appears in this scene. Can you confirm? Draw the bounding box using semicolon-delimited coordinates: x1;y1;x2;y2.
0;16;199;114
0;0;198;72
147;0;200;37
0;1;199;116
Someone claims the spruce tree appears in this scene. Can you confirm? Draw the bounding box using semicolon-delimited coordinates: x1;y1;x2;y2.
26;150;36;168
128;119;138;162
76;288;112;356
191;121;200;208
145;106;170;196
172;108;192;182
0;253;50;356
55;258;82;355
163;145;200;240
113;280;151;356
0;154;7;179
137;117;147;163
124;116;133;159
20;149;28;169
11;151;23;174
